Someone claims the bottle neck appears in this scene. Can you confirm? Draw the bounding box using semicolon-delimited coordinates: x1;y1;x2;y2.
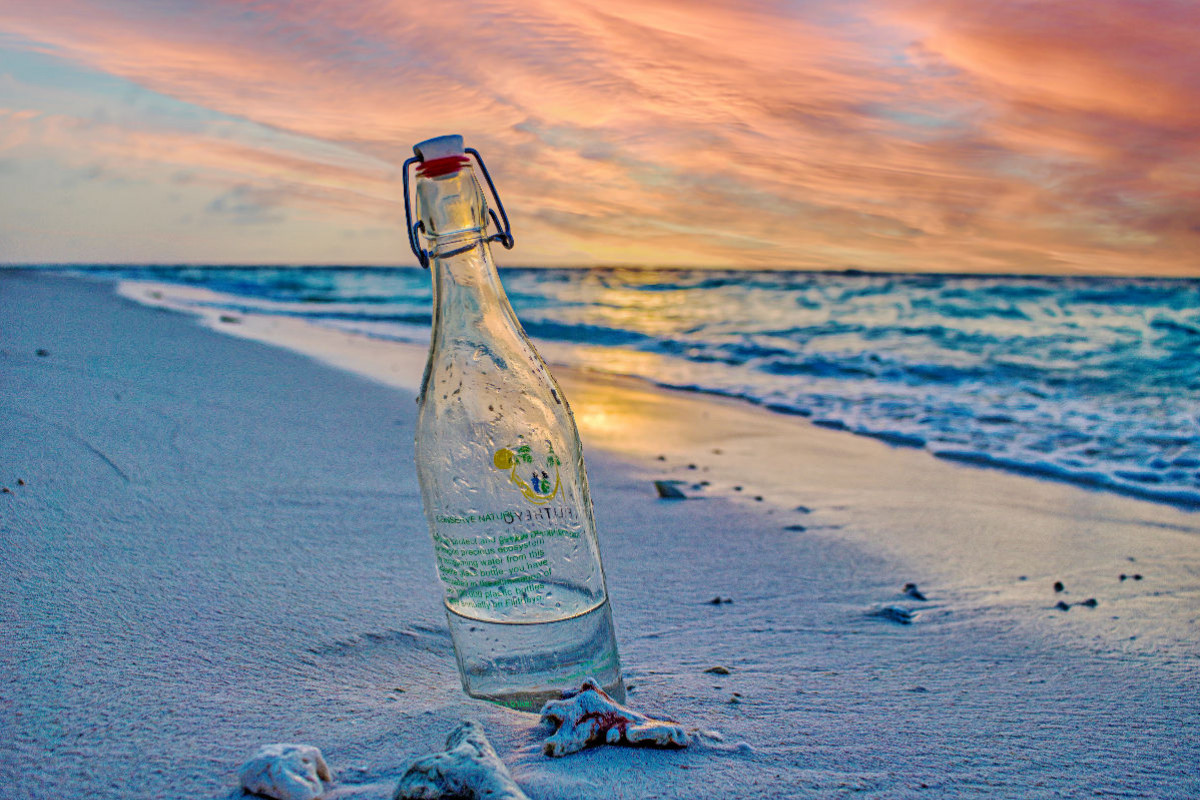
417;162;522;344
429;230;507;334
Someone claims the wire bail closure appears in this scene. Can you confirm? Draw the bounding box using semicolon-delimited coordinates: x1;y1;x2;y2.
402;147;515;269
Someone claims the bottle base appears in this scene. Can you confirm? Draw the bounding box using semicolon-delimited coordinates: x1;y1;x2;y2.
445;596;624;712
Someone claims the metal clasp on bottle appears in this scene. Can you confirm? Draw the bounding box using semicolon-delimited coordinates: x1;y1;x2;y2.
402;148;515;269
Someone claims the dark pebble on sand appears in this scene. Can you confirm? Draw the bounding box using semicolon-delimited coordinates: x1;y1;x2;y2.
1119;574;1127;581
795;505;812;513
656;455;666;461
35;349;48;357
1;487;11;494
687;464;697;470
754;495;763;502
708;596;733;605
17;479;25;486
1055;601;1071;611
704;666;731;675
871;606;914;624
733;486;743;491
1018;576;1028;581
654;481;687;500
903;583;928;601
219;315;240;324
1133;574;1142;580
1053;581;1065;593
783;524;806;532
1078;598;1098;608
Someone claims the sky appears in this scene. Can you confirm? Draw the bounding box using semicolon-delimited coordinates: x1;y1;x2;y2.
1;0;1197;274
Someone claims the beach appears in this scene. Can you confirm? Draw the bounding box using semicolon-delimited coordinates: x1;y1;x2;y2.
3;269;1199;798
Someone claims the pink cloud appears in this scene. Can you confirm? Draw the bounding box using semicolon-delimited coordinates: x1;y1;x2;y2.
1;0;1198;273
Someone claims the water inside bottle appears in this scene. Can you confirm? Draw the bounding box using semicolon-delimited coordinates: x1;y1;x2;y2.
445;583;624;710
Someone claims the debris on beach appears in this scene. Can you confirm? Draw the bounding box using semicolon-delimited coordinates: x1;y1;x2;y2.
654;480;687;499
394;721;528;800
869;605;914;624
239;743;332;800
540;677;689;757
1055;598;1098;611
902;582;928;601
704;665;731;675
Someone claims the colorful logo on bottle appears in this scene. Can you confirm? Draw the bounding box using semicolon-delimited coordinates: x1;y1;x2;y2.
493;440;561;505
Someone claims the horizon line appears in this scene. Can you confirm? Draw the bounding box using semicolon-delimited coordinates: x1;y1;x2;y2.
4;262;1198;281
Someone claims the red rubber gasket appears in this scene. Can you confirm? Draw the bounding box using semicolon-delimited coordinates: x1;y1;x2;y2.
417;155;470;177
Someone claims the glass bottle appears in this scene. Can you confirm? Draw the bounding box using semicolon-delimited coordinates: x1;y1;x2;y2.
407;135;624;710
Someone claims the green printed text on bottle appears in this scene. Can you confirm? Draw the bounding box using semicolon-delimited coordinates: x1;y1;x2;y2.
432;516;583;613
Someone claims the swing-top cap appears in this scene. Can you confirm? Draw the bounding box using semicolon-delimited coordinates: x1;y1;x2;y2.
413;134;464;161
413;134;469;178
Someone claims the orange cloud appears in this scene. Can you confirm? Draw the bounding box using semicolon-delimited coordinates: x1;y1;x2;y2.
1;0;1198;273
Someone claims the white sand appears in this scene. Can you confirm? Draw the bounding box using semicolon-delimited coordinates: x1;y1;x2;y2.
3;270;1198;799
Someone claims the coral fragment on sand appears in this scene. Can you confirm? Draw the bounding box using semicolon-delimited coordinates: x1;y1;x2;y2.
539;678;689;757
394;721;529;800
239;743;331;800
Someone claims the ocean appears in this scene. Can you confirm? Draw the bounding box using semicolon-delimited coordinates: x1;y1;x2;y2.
81;265;1200;509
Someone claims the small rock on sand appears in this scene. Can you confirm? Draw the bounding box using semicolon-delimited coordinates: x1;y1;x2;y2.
1053;581;1065;593
654;480;687;500
870;605;914;624
704;666;731;675
1055;601;1071;611
902;583;928;601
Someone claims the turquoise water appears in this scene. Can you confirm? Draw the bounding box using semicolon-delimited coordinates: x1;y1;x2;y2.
84;266;1200;508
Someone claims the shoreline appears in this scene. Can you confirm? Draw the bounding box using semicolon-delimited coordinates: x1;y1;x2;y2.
91;268;1200;513
5;270;1198;799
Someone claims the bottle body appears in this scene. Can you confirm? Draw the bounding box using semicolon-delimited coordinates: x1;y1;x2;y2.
413;158;623;709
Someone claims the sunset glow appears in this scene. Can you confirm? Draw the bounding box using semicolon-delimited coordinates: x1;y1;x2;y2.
2;0;1197;274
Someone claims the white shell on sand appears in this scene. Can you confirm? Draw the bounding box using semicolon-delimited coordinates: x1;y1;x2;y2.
239;743;332;800
394;721;529;800
539;678;690;757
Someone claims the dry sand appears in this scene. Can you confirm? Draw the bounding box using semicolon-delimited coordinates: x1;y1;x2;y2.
3;270;1198;799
